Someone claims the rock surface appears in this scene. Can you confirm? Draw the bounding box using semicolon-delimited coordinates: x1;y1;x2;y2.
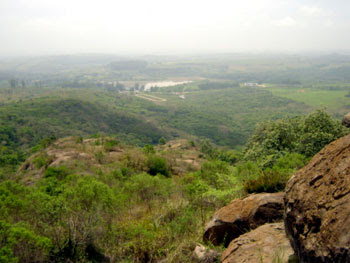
221;223;295;263
284;134;350;262
193;243;220;263
342;113;350;127
203;192;284;246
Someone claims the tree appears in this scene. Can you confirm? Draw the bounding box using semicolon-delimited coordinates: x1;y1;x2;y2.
244;110;348;166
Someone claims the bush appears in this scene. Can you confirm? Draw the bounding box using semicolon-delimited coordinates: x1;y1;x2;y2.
124;173;173;208
103;139;119;152
75;136;83;144
31;136;56;153
158;137;166;145
0;220;52;263
32;154;52;169
44;166;69;180
143;144;155;154
147;156;169;177
242;169;289;194
94;151;105;164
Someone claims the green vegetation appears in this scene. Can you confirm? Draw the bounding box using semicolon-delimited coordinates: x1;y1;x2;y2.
266;85;350;111
244;110;347;164
1;54;350;262
0;108;346;262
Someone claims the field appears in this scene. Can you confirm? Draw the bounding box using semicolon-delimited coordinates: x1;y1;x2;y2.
267;87;348;108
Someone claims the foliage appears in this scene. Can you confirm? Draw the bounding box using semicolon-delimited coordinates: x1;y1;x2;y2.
244;109;348;166
158;137;166;145
0;220;52;263
32;153;53;169
44;166;70;180
124;173;173;208
2;56;350;262
242;169;289;194
238;153;308;194
147;156;169;177
143;144;155;154
103;138;119;152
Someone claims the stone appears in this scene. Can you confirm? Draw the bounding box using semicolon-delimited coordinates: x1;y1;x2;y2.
193;243;220;263
203;192;284;247
284;134;350;262
221;223;295;263
342;113;350;128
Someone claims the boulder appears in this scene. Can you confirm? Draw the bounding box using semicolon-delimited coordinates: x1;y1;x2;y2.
284;134;350;262
203;192;284;247
193;243;220;263
342;113;350;128
221;223;295;263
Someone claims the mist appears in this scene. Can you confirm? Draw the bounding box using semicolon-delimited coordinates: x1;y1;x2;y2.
1;0;350;56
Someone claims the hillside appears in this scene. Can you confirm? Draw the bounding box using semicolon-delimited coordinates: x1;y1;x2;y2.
1;110;347;262
2;136;242;262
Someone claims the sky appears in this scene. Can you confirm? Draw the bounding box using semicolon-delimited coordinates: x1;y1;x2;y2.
1;0;350;56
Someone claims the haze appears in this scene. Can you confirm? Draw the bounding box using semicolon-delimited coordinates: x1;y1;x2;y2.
1;0;350;56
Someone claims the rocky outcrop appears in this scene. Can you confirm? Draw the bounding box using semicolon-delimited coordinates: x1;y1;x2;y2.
284;134;350;262
342;113;350;127
203;193;284;247
193;244;220;263
221;223;295;263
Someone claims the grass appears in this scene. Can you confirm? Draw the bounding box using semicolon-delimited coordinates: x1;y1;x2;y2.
266;87;350;109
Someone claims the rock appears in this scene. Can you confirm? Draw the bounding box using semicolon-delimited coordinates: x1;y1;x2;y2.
342;113;350;127
284;134;350;262
203;193;284;247
221;223;295;263
193;243;220;263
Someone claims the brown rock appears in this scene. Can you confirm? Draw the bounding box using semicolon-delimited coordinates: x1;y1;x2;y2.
221;223;295;263
342;113;350;128
284;134;350;262
204;193;284;247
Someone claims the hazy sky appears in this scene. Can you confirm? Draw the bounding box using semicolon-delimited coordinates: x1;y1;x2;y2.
1;0;350;56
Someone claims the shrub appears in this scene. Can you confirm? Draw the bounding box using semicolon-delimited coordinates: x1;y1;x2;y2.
273;152;308;171
103;139;119;152
147;156;169;177
31;136;56;153
124;173;173;208
123;149;147;172
44;166;69;180
158;137;166;145
94;151;105;164
75;136;83;144
143;144;155;154
32;154;52;169
242;169;289;194
0;220;52;263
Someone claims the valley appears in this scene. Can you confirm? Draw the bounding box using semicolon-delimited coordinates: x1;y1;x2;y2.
1;53;350;262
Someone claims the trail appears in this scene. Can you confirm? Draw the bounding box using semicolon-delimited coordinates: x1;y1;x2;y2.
134;93;167;102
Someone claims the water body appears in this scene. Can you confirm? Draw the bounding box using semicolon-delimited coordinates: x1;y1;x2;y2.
144;81;191;91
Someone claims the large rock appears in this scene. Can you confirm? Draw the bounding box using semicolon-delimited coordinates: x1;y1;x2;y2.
221;223;295;263
285;134;350;262
204;193;284;246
